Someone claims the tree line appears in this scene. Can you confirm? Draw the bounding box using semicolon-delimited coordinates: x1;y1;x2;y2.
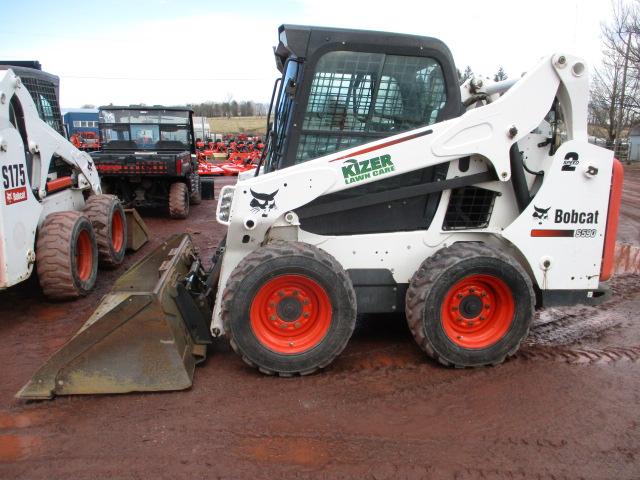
187;100;269;118
457;66;509;85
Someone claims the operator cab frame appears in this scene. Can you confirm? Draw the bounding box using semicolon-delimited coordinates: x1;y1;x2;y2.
263;24;462;173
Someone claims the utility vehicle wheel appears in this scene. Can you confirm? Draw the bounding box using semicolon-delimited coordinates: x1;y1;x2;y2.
201;177;215;200
405;242;534;367
36;212;98;300
189;174;202;205
83;194;127;268
222;241;357;376
169;182;189;219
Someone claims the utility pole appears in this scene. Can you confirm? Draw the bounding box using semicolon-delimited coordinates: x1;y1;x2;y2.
614;31;632;152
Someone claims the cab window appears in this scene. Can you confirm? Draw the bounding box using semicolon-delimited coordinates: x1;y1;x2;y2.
296;51;447;163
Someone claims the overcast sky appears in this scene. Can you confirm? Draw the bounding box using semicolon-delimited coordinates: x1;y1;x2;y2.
1;0;615;108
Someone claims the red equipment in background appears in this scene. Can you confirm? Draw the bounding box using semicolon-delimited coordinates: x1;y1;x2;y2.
196;136;264;178
70;131;101;151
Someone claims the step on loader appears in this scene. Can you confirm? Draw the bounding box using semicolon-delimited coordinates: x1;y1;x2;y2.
17;25;623;399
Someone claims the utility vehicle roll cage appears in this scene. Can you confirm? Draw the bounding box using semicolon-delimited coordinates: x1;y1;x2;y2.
98;106;196;153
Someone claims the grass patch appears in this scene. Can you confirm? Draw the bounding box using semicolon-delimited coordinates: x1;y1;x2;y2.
207;116;267;136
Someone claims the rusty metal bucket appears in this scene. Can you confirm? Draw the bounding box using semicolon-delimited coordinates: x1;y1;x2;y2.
17;234;212;400
124;208;149;251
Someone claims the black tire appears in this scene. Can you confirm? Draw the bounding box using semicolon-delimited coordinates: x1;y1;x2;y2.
189;174;202;205
222;241;357;376
405;242;534;367
36;211;98;300
201;177;215;200
169;182;189;219
83;194;127;268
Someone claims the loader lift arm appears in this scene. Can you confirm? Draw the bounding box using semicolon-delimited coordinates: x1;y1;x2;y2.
1;69;102;198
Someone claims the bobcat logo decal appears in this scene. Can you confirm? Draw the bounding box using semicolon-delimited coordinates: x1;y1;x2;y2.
532;206;550;225
250;189;278;217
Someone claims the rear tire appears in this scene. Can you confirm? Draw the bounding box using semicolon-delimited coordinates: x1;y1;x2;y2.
222;241;357;376
36;212;98;300
189;174;202;205
169;182;189;219
405;242;534;367
83;194;127;268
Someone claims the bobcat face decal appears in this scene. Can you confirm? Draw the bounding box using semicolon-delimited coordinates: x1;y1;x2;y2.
532;206;550;224
249;189;279;217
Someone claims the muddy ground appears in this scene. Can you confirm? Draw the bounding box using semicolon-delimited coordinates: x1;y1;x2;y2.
1;167;639;479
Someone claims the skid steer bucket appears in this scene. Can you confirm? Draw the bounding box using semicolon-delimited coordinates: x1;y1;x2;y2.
124;208;150;251
17;234;215;400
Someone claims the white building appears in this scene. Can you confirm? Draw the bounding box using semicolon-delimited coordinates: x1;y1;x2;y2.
193;116;211;140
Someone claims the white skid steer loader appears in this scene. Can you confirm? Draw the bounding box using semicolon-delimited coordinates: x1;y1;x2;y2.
0;65;147;300
17;25;623;399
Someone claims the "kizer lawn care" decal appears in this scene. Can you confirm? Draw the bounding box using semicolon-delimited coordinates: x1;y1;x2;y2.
341;154;395;184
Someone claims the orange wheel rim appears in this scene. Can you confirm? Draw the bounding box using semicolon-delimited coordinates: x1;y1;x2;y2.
111;210;125;252
75;230;93;281
441;274;515;349
250;274;332;354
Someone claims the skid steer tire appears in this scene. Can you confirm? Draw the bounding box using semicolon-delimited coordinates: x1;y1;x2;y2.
405;242;534;368
83;194;127;268
169;182;189;219
36;212;98;300
222;241;357;376
189;174;202;205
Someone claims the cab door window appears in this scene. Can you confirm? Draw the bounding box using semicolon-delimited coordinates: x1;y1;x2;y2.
296;51;447;163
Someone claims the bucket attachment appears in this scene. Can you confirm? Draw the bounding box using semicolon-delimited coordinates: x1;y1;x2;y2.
125;208;150;251
17;234;216;400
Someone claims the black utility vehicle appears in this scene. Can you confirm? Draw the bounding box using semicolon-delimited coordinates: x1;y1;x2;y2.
91;106;204;219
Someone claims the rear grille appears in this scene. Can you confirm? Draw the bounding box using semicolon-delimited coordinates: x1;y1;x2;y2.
96;162;168;175
443;186;497;230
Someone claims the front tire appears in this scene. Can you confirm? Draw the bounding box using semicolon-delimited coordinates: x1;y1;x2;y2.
405;242;534;367
36;212;98;300
169;182;189;219
83;194;127;268
222;241;357;376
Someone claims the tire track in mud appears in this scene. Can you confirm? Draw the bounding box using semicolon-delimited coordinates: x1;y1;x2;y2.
518;344;640;365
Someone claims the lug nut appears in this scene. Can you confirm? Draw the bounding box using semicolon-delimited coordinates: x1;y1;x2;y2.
278;291;285;297
303;313;310;318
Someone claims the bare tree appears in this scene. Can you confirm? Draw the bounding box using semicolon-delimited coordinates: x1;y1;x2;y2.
590;0;640;145
458;66;474;85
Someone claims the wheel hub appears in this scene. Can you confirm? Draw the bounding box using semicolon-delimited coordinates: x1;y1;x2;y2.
441;275;515;349
276;296;303;322
458;295;483;319
250;274;332;354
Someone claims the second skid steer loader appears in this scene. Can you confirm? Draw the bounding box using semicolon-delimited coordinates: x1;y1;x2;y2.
0;64;148;300
18;25;623;399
